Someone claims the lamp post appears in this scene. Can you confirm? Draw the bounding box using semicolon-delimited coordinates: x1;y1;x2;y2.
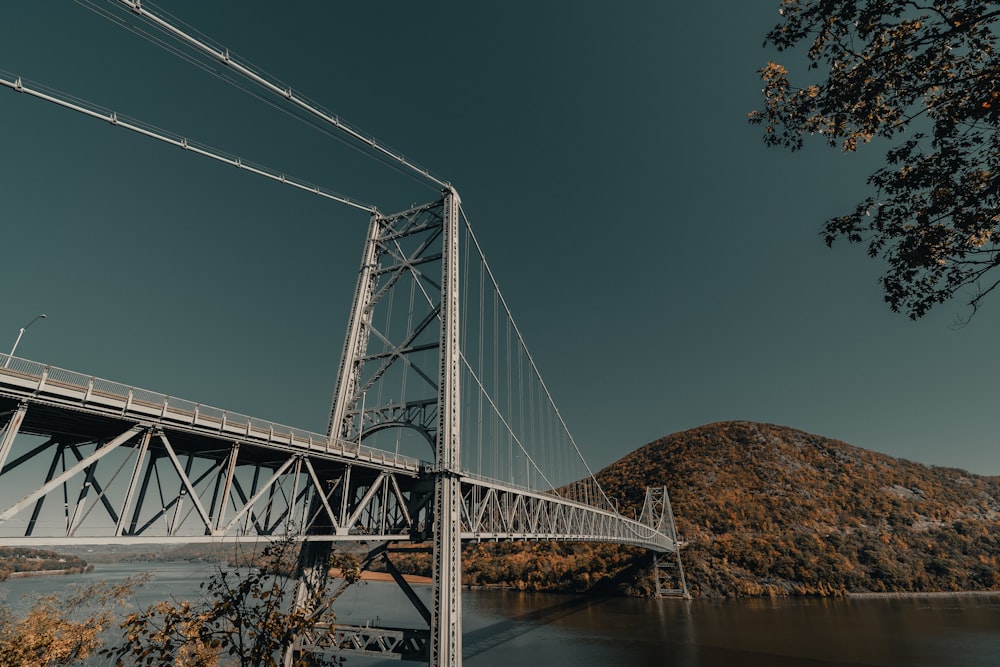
6;314;46;367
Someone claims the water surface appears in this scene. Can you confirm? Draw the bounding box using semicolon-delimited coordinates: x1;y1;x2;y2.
3;563;999;666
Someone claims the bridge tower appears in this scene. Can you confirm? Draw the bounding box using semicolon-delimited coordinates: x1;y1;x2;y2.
640;486;689;599
312;190;463;667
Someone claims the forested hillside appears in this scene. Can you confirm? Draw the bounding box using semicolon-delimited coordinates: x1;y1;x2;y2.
597;421;1000;597
393;421;1000;598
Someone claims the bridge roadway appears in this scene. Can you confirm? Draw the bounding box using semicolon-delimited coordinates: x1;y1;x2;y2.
0;354;673;552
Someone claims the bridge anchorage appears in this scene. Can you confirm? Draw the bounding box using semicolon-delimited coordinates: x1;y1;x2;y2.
0;4;684;665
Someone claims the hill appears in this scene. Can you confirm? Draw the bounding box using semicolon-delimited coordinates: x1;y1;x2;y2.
596;420;1000;597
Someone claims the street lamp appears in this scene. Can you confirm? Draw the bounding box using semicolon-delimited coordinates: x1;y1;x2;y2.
7;314;47;363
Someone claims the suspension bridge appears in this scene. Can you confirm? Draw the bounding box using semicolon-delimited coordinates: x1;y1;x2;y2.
0;3;686;666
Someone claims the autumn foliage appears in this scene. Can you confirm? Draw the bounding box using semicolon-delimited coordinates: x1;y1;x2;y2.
102;538;359;667
750;1;1000;318
597;421;1000;597
0;577;144;667
395;422;1000;598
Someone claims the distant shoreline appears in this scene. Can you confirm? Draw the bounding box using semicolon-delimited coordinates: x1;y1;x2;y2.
845;590;1000;599
5;566;92;579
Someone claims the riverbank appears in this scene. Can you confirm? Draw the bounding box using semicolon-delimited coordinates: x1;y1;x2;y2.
845;589;1000;599
329;568;432;584
5;565;94;579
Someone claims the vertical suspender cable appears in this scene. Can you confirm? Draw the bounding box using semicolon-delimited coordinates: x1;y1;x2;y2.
459;208;617;510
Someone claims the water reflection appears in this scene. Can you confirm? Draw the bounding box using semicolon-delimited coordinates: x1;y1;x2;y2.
463;592;1000;667
463;592;601;658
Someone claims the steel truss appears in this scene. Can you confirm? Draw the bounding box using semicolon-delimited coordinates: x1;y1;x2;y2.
0;405;430;545
294;542;433;662
461;481;673;549
326;198;453;448
0;350;679;667
0;385;673;549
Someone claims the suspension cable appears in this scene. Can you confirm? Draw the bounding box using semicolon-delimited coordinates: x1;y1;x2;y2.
457;354;556;492
108;0;451;191
73;0;438;193
459;205;616;510
0;72;378;214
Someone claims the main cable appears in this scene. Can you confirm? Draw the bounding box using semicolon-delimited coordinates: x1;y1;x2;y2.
0;71;378;214
73;0;443;194
100;0;451;191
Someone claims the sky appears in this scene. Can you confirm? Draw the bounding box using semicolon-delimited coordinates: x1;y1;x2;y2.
1;1;999;477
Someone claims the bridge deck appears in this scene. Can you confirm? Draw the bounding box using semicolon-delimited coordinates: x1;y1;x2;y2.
0;355;674;553
0;355;423;471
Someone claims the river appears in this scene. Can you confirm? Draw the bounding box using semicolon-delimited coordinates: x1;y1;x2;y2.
3;562;1000;666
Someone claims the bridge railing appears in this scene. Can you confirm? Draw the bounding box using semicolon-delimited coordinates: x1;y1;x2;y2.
0;354;427;471
0;354;643;525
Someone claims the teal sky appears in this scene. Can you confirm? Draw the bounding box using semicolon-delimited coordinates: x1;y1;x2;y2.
2;1;999;475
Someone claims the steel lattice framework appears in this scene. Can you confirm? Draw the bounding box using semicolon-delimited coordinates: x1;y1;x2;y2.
323;193;465;666
0;353;673;547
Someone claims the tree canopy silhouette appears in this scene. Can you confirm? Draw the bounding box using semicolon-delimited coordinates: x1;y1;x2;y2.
750;0;1000;319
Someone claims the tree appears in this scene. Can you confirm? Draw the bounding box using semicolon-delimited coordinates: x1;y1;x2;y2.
102;538;360;667
749;0;1000;319
0;577;145;667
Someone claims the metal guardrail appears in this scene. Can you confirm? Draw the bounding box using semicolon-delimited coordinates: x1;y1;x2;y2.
0;354;426;471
